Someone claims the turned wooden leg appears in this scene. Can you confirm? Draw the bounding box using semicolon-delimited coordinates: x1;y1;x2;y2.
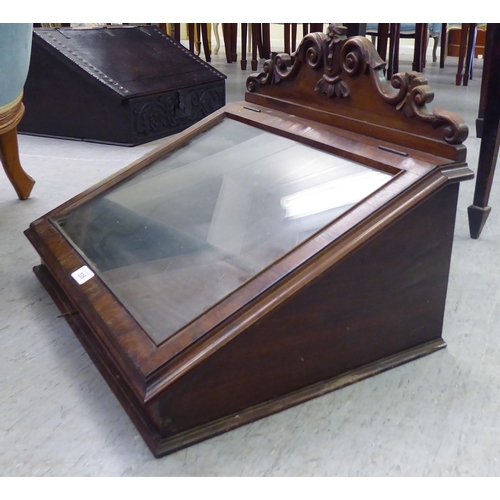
0;127;35;200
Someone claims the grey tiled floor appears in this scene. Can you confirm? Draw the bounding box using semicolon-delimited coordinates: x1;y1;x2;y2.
2;38;499;476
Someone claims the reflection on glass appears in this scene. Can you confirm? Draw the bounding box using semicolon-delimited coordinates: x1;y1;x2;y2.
55;119;393;344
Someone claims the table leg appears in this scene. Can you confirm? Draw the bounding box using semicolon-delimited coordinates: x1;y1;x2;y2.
477;25;494;138
468;24;500;238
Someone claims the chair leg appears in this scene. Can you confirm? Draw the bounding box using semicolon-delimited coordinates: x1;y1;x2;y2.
456;24;469;85
440;23;447;68
261;23;271;59
468;23;500;238
477;24;494;138
291;23;297;53
432;33;439;63
387;23;400;79
241;23;247;69
464;23;477;85
230;23;238;62
222;24;233;63
421;23;428;69
377;23;390;62
413;23;426;72
188;23;195;53
201;24;211;62
393;25;400;74
251;23;259;70
213;23;220;55
284;23;291;54
172;24;181;43
0;126;35;200
309;24;323;33
195;24;202;56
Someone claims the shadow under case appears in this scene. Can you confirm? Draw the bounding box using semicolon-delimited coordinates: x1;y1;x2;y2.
25;27;473;457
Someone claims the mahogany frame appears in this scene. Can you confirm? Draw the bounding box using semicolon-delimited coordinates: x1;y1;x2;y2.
25;27;473;457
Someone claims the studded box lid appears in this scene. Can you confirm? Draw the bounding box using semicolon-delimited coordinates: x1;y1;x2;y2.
33;26;226;99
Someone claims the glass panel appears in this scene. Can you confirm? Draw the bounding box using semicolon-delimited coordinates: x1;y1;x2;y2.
55;119;393;344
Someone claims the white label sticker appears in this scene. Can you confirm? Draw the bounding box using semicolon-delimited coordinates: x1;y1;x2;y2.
71;265;95;285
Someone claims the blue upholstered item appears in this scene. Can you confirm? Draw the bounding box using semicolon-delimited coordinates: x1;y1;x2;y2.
366;23;441;35
0;23;33;109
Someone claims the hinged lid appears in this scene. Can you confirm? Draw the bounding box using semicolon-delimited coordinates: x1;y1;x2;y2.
32;26;226;99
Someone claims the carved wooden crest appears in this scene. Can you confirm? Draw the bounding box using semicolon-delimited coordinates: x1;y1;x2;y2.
246;25;468;161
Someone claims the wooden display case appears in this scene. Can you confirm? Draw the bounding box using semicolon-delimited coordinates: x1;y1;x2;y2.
25;26;472;457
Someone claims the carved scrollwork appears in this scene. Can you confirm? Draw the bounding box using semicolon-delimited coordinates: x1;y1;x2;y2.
247;27;347;97
339;35;468;144
246;24;468;147
374;71;468;144
341;36;387;77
